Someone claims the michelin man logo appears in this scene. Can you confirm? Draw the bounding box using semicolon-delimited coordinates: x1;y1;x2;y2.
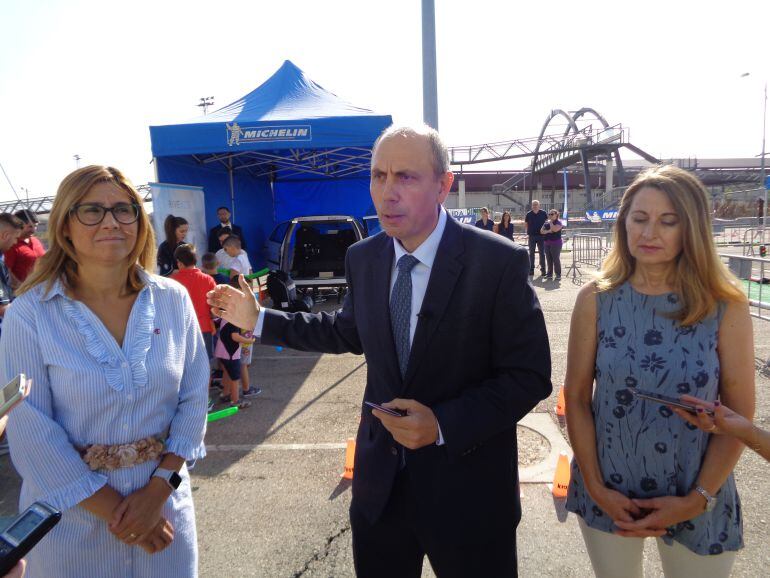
227;122;243;146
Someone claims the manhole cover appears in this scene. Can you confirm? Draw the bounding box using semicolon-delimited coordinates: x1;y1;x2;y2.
517;425;550;467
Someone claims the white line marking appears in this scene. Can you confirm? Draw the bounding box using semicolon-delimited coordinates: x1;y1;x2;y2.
207;443;347;452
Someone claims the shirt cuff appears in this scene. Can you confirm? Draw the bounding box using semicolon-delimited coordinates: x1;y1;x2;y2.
435;420;445;446
165;438;207;462
254;308;266;338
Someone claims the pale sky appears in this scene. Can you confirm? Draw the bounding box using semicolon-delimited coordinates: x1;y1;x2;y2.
0;0;767;201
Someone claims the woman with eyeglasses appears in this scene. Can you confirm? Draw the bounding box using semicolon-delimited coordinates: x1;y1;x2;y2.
0;166;209;577
157;215;189;277
540;210;563;280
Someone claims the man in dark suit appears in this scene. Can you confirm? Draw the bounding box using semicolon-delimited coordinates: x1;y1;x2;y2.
208;126;551;577
207;206;247;253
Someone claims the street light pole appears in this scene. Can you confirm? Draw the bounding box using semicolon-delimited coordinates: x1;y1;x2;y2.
421;0;439;130
198;96;215;115
743;73;768;231
759;81;767;232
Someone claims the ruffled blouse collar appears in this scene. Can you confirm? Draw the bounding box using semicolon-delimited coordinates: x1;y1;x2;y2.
44;269;158;392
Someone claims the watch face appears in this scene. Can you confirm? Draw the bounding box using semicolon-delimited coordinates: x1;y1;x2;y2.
169;472;182;489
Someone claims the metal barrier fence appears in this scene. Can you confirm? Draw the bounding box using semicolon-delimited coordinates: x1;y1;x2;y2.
720;253;770;322
741;228;770;256
565;234;609;281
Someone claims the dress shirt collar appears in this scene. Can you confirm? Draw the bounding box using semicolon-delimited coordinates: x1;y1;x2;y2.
41;267;161;302
392;206;447;269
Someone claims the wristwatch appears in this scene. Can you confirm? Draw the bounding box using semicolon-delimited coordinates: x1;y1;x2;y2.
152;467;182;491
694;485;717;512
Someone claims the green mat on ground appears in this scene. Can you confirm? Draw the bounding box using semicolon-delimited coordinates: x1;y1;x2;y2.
741;279;770;303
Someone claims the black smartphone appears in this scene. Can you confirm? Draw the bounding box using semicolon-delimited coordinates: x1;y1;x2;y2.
632;389;715;417
0;501;61;575
364;401;407;417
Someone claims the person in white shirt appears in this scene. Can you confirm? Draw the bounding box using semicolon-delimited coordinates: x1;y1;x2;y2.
215;236;251;276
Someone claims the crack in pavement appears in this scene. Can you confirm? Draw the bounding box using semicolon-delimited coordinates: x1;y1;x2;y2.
293;524;351;577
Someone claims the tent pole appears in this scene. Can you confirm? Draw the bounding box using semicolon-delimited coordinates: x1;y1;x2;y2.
229;157;235;221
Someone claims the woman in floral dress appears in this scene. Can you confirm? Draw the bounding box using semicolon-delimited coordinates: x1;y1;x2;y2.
564;165;754;577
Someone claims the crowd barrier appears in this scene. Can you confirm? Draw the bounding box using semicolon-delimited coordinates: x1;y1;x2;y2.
721;253;770;321
721;252;770;366
565;234;609;281
742;228;770;257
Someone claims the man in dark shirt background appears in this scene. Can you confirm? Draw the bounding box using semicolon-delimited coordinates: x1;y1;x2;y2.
474;207;494;231
208;206;247;253
524;200;547;276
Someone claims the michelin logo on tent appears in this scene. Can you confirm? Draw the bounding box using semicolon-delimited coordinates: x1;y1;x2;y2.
226;122;312;146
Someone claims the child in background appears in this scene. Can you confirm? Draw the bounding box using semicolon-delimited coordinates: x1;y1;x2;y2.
200;251;227;388
216;235;251;276
239;328;261;398
213;315;252;410
216;227;232;251
201;252;228;284
171;244;216;361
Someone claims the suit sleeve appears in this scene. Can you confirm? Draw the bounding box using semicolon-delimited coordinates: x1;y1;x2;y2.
432;249;552;457
261;250;362;355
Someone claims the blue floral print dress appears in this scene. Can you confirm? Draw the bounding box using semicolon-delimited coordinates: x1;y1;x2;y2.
566;281;742;555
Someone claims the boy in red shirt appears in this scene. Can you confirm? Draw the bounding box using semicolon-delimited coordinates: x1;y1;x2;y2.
4;209;45;283
171;244;216;360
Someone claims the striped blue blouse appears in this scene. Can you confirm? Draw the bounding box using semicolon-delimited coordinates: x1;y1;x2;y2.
0;270;209;578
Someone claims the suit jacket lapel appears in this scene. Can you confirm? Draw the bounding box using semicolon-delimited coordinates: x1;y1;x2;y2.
401;214;464;390
371;236;402;387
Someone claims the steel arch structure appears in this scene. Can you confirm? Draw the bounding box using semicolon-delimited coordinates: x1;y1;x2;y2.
530;107;628;208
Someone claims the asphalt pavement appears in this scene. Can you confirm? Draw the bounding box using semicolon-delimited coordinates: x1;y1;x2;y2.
1;269;768;577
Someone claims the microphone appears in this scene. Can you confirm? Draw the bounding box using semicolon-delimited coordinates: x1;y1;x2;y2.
417;309;432;320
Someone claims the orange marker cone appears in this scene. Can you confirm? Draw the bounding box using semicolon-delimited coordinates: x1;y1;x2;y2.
341;438;356;480
552;451;571;498
556;386;566;417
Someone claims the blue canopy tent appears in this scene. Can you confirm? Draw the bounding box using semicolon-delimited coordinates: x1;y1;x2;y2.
149;60;392;266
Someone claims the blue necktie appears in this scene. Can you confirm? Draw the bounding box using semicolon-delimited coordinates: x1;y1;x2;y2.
390;255;419;378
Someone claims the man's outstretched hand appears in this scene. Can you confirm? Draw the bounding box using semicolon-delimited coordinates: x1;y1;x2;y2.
206;275;260;331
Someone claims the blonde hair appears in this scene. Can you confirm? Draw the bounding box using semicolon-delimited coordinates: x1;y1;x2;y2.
19;165;156;296
596;164;745;325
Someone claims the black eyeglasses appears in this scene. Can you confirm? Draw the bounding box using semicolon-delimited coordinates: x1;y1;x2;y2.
70;203;140;226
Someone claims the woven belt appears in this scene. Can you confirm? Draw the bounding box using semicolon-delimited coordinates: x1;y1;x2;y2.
78;435;165;471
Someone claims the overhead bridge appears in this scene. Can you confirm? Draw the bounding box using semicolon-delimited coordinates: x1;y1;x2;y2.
0;185;154;216
448;107;660;209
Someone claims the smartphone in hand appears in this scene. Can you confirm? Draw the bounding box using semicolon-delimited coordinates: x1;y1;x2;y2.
633;389;715;416
0;375;28;419
364;401;407;417
0;501;61;575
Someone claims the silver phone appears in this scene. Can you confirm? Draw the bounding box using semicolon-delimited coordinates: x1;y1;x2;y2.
0;374;28;418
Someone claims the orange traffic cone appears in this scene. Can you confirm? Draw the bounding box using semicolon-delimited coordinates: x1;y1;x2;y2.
552;451;571;498
341;438;356;480
556;386;566;417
